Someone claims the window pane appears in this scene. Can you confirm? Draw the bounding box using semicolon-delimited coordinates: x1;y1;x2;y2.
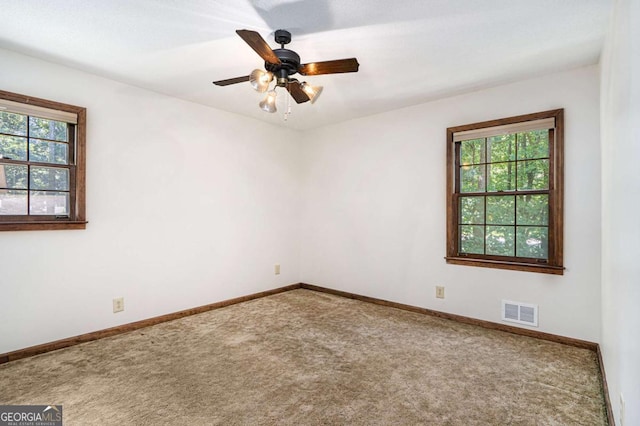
0;111;27;136
488;134;516;162
516;226;548;259
460;196;484;224
460;165;485;193
0;163;28;189
486;196;515;225
0;190;28;215
517;130;549;160
29;191;69;215
517;159;549;190
29;139;68;165
30;166;69;191
28;117;68;142
459;225;484;254
460;138;485;165
0;135;28;161
486;225;515;256
487;162;516;192
516;195;549;225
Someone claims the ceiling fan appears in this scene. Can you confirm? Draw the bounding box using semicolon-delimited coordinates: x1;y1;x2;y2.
213;29;359;113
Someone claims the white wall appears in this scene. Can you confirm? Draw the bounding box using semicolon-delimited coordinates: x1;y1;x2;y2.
600;0;640;424
300;66;602;342
0;48;302;354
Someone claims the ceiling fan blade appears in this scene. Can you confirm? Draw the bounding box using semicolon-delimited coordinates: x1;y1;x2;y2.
212;76;250;86
298;58;359;76
286;80;311;104
236;29;281;65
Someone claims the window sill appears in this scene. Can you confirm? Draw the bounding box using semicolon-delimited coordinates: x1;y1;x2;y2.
445;256;564;275
0;221;88;232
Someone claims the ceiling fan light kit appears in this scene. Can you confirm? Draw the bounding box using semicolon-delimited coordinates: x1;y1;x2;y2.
213;29;359;117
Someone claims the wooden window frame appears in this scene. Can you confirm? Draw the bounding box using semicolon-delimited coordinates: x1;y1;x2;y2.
445;109;564;275
0;90;86;231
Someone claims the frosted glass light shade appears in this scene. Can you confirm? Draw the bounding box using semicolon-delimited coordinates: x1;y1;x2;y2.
259;90;277;113
300;82;323;104
250;69;273;93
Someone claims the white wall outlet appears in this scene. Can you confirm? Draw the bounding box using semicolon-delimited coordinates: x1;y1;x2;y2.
274;264;280;275
620;393;625;426
113;297;124;313
436;286;445;299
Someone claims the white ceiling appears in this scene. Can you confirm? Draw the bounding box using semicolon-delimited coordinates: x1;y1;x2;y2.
0;0;611;130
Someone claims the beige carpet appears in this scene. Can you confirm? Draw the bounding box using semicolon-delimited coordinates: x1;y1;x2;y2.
0;289;607;425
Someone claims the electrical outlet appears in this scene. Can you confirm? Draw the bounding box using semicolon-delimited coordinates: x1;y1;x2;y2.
436;286;445;299
113;297;124;313
274;264;280;275
620;393;625;426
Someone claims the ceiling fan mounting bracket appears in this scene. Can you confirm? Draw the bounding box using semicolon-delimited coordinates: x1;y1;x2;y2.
274;29;292;46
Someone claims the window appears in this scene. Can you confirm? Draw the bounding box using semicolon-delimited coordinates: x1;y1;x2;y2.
446;109;563;274
0;90;86;231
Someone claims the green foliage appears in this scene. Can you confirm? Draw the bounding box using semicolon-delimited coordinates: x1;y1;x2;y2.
460;225;484;254
486;196;515;225
459;196;484;224
460;138;485;165
487;162;515;192
460;165;485;193
30;167;69;191
0;135;27;160
2;164;27;188
517;159;549;190
516;226;548;258
517;130;548;160
30;140;68;164
0;111;27;136
516;195;548;225
486;226;515;256
28;117;68;141
1;166;68;191
488;134;515;162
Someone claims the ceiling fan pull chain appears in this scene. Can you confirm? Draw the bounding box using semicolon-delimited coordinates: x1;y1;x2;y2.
284;90;292;121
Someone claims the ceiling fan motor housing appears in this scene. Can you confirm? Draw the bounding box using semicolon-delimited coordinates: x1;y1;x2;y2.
266;48;301;86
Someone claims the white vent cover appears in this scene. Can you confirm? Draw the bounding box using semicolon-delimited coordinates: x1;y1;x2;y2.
502;300;538;327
